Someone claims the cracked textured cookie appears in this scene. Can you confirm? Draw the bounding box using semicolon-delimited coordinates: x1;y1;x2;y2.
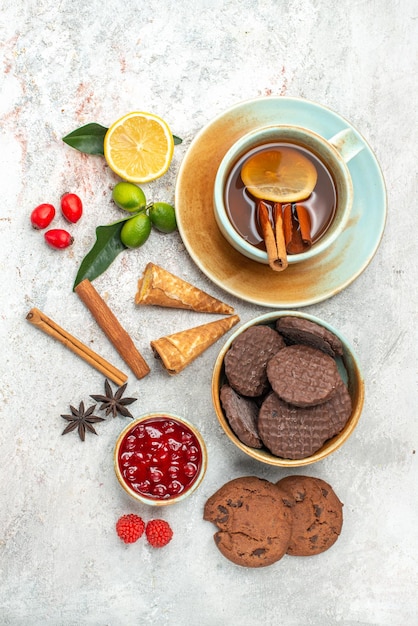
267;344;341;407
203;476;293;567
224;325;285;397
276;316;343;357
258;381;352;459
219;384;262;449
276;475;343;556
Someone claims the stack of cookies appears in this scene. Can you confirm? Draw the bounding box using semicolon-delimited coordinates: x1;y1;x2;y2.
220;316;352;460
204;475;343;568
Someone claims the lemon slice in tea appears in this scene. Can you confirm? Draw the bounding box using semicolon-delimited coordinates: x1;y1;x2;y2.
104;112;174;184
241;147;318;203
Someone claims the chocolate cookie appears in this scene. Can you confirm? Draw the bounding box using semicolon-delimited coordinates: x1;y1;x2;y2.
276;475;343;556
276;316;343;357
203;476;293;567
267;344;341;407
224;325;285;397
258;381;352;459
220;384;262;449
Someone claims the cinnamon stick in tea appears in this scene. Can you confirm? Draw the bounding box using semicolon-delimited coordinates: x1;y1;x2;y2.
75;279;150;380
283;204;312;254
257;200;288;272
26;307;127;386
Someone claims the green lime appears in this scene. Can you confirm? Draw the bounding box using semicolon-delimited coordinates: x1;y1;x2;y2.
120;212;152;248
112;182;146;213
149;202;177;233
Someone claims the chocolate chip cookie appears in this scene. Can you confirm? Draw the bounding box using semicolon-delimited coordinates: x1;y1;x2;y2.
203;476;293;567
276;475;343;556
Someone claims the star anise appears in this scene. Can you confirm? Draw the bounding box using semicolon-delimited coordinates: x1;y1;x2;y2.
61;401;105;441
90;379;137;418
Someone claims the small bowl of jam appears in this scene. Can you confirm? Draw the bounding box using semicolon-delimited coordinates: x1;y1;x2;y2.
114;413;207;506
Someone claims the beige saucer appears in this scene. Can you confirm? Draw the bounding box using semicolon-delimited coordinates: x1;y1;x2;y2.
175;96;386;308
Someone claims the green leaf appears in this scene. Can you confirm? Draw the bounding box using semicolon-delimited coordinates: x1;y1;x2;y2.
62;123;108;155
73;219;131;289
173;135;183;145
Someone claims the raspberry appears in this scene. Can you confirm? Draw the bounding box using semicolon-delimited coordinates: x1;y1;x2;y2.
116;514;145;544
145;519;173;548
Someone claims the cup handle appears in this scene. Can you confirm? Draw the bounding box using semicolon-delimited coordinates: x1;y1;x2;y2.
328;128;364;163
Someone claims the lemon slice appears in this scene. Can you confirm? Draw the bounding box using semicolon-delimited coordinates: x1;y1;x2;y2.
104;112;174;183
241;147;318;203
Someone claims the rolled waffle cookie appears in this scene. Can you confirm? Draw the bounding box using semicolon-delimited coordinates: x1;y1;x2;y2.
136;263;234;314
151;314;240;375
203;476;293;568
258;381;352;460
276;475;343;556
276;316;343;357
267;344;341;407
224;325;285;397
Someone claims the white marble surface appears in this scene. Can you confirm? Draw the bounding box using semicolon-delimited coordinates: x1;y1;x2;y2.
1;1;417;624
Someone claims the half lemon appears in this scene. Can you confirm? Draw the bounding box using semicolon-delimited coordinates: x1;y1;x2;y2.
104;112;174;183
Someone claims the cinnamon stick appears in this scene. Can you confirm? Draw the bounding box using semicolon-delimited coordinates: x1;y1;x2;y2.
258;200;288;271
26;307;127;386
75;279;150;380
273;203;288;268
283;204;312;254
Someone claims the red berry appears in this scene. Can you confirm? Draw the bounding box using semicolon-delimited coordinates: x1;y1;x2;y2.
145;519;173;548
30;203;56;229
116;514;145;544
44;229;74;249
61;193;83;223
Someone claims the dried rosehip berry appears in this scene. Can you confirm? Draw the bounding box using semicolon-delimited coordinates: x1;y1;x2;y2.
44;229;74;249
30;203;56;230
61;193;83;223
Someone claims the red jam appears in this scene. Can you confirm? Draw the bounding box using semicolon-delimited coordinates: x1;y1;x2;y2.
117;417;203;501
